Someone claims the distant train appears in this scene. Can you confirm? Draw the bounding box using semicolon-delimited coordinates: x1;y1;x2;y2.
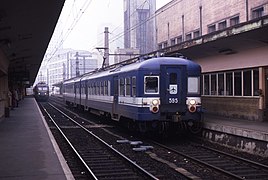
33;82;49;102
63;55;203;133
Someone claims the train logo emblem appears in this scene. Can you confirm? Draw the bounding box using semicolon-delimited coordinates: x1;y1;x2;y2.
169;85;177;94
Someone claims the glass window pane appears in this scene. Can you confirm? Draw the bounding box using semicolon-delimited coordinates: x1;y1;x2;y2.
188;77;199;94
211;74;216;95
204;74;209;95
170;73;177;84
243;70;252;96
234;71;242;96
126;78;131;96
132;77;136;97
144;76;159;94
120;78;125;96
226;72;233;95
218;73;224;95
253;69;259;96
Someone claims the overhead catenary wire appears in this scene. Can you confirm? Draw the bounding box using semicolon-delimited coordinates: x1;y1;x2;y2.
44;0;178;66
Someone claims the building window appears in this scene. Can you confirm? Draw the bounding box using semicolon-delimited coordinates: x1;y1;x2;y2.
193;30;200;38
208;24;216;33
226;72;233;96
211;74;217;95
218;73;224;95
171;38;176;46
218;20;227;30
252;7;264;19
177;36;183;44
234;71;242;96
204;74;209;95
163;41;168;48
202;69;259;97
185;33;192;41
158;44;162;50
253;69;259;96
243;70;251;96
230;16;239;26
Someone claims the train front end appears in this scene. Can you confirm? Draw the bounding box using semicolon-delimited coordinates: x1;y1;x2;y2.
139;57;203;133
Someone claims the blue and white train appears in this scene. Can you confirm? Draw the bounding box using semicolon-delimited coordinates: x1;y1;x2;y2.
63;55;203;133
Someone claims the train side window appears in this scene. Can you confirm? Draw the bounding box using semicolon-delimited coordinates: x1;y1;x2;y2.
108;80;110;96
125;77;131;96
144;76;159;94
100;81;104;95
104;81;107;96
119;78;125;96
132;77;136;97
93;82;96;95
97;81;100;95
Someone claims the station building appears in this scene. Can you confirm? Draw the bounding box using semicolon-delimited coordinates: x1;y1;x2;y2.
156;0;268;121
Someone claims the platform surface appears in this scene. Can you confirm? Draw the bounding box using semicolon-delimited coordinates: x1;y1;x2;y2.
204;114;268;142
0;97;73;180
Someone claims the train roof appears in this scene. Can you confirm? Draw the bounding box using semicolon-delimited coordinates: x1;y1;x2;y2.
63;56;200;84
34;82;48;87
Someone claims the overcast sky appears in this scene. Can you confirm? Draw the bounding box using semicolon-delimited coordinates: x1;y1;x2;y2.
53;0;171;53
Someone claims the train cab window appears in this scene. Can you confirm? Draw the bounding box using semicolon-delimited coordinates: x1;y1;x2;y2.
144;76;159;94
38;87;48;91
170;73;177;84
132;77;136;97
188;77;200;94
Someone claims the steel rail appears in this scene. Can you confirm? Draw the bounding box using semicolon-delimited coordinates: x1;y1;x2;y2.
48;102;159;180
151;141;244;180
42;104;98;180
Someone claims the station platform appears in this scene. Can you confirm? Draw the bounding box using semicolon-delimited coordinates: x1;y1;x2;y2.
203;114;268;142
0;97;74;180
203;114;268;157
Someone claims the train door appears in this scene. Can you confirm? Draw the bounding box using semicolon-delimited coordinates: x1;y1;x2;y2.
160;65;187;112
112;76;119;120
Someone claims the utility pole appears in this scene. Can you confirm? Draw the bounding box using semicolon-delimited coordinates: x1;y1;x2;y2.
75;52;79;77
103;27;109;67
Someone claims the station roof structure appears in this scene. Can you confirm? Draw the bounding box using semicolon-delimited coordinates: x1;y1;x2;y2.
0;0;65;86
162;15;268;60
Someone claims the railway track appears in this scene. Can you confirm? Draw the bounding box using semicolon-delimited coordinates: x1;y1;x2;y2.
41;102;158;179
43;96;268;179
151;140;268;180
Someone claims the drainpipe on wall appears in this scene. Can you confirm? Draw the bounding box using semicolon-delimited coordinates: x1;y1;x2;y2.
199;6;202;35
246;0;249;21
182;15;184;41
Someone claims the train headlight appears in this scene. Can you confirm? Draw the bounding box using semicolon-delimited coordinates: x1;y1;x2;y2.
152;106;159;113
152;99;159;106
189;99;196;105
189;105;196;112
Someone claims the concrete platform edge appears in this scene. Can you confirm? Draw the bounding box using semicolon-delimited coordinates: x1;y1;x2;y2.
203;121;268;142
35;100;74;180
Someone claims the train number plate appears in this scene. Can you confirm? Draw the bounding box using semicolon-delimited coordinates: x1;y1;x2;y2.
169;98;178;104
